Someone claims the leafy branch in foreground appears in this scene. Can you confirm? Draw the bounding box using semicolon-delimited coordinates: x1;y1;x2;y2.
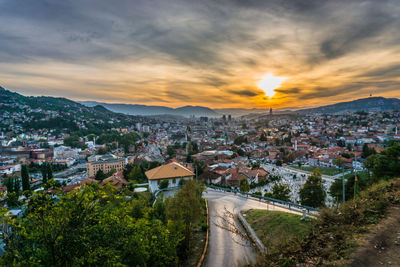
213;207;253;248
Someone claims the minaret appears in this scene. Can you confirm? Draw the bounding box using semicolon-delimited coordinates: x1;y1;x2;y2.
269;107;273;116
294;140;298;151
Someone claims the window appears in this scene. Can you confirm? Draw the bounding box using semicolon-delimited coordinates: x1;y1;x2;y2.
173;178;176;184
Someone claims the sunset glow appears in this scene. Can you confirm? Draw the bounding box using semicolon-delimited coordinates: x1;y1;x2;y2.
0;0;400;109
257;74;286;98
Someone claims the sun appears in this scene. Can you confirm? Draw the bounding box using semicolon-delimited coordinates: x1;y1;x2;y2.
257;74;286;98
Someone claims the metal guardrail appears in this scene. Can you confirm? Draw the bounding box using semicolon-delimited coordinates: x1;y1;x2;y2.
156;186;181;193
206;185;319;214
153;186;182;202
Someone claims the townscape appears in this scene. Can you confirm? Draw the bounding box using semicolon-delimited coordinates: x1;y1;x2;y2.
1;87;399;201
2;0;400;266
1;86;400;265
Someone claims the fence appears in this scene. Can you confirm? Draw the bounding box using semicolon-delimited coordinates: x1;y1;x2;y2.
206;185;319;214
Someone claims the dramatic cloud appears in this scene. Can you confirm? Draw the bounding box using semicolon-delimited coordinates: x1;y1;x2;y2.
0;0;400;108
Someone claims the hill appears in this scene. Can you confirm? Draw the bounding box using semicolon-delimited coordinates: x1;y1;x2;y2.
80;101;219;117
0;86;141;135
297;97;400;114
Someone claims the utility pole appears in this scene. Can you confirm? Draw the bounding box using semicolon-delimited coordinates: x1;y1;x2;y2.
342;166;345;203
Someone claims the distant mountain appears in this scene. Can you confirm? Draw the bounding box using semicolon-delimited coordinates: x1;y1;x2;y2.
80;101;219;117
80;101;285;117
297;97;400;114
214;108;267;117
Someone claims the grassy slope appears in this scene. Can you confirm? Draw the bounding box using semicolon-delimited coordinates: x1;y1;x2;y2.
244;210;312;254
252;178;400;266
290;165;342;176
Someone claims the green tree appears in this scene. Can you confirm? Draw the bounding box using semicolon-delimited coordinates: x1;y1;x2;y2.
333;156;344;168
287;153;296;162
329;174;369;203
21;164;31;192
95;169;107;181
125;165;143;182
186;154;193;163
47;163;53;180
64;135;86;149
364;143;400;180
5;176;20;207
193;160;206;176
5;176;20;194
299;169;326;208
41;163;48;184
2;184;180;266
361;143;376;159
271;183;291;201
167;146;176;158
239;178;250;193
159;179;169;189
166;180;203;258
234;136;248;145
260;132;268;141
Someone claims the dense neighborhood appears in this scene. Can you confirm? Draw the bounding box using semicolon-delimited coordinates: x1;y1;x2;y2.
1;87;400;265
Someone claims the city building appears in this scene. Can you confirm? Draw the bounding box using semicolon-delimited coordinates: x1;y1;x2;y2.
54;146;80;160
86;154;125;178
145;162;194;193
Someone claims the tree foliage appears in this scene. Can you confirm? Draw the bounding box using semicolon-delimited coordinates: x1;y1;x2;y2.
21;165;30;192
64;135;86;149
361;143;376;159
159;179;169;190
364;143;400;180
270;183;291;201
5;176;20;207
166;146;176;158
165;180;204;258
123;162;160;184
260;132;268;141
2;184;182;266
329;173;369;203
40;163;53;185
94;169;114;181
239;178;250;192
299;169;326;208
234;135;248;145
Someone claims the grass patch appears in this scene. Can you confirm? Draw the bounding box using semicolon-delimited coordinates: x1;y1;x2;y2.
243;210;312;254
254;178;400;266
290;165;342;176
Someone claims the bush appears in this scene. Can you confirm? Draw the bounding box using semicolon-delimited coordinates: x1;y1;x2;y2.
256;178;400;266
159;179;169;189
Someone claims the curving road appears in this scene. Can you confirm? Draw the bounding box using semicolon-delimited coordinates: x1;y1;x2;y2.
202;189;301;267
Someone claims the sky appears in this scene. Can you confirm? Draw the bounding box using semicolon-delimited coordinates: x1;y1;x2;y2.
1;0;400;109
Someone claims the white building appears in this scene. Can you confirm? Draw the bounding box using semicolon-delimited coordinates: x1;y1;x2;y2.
145;162;195;193
53;146;80;160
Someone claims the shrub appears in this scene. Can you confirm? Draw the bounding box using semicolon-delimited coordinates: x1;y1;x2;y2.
159;179;169;189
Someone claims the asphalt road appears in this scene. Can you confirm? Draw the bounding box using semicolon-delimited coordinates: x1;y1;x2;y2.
202;189;301;267
54;163;86;178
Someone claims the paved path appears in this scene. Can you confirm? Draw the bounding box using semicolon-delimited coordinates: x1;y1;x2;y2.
202;189;301;267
